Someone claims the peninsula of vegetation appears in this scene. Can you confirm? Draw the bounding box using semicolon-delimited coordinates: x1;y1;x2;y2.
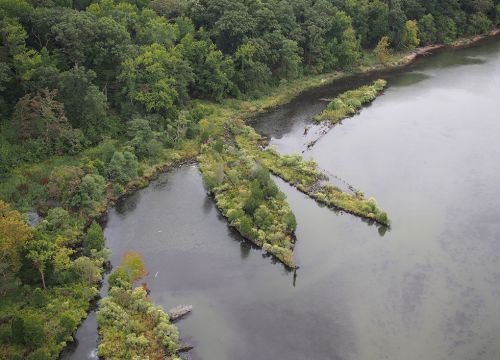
314;79;387;124
97;251;181;360
1;0;499;358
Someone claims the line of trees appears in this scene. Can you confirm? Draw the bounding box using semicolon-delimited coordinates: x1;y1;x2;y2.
1;0;499;174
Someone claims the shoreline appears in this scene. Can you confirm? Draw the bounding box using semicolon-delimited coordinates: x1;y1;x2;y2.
14;28;500;359
238;27;500;120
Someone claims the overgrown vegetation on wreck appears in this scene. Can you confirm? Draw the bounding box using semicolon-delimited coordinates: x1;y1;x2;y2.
234;124;390;226
97;252;181;360
314;79;387;124
199;141;297;267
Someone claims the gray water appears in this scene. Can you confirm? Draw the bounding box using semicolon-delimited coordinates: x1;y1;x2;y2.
65;37;500;360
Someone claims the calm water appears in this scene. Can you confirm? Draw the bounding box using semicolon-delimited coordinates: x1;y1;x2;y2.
64;37;500;360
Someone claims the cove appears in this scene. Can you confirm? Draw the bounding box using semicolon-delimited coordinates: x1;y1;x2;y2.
64;36;500;360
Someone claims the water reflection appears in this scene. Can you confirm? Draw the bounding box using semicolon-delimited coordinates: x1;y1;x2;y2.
115;191;141;215
389;72;430;87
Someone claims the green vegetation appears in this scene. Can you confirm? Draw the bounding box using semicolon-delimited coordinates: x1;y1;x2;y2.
199;121;297;267
0;201;104;359
314;79;387;124
97;252;181;360
235;125;390;226
0;0;496;357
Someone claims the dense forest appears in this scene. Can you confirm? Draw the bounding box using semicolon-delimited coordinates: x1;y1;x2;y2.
1;0;499;173
1;0;499;359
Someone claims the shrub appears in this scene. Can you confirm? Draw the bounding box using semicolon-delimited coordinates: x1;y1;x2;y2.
106;151;138;184
239;215;254;239
70;174;106;211
112;183;125;198
254;205;273;229
108;267;131;290
284;211;297;232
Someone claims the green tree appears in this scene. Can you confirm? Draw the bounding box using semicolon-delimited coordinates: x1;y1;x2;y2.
468;13;492;35
276;38;302;79
83;221;105;255
418;14;437;45
12;89;83;154
234;42;271;93
366;0;390;47
435;16;457;43
25;232;56;289
0;0;33;18
180;34;234;100
119;44;193;117
127;118;162;159
212;2;256;53
374;36;391;64
120;250;147;284
388;0;407;49
334;27;361;69
402;20;420;49
0;201;32;293
56;68;110;143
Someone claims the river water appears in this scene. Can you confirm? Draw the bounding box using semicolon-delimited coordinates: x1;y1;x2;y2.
64;37;500;360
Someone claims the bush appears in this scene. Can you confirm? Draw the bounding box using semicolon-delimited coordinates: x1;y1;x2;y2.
108;267;131;290
284;211;297;232
112;183;125;198
106;151;138;184
54;128;86;155
70;174;106;211
59;312;78;336
38;207;70;234
254;205;273;229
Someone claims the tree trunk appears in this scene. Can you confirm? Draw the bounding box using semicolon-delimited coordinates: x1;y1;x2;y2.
40;269;46;289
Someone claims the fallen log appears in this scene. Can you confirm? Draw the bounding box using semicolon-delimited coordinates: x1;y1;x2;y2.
168;305;193;321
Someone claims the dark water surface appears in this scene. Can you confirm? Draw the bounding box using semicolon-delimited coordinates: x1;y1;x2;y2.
65;37;500;360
